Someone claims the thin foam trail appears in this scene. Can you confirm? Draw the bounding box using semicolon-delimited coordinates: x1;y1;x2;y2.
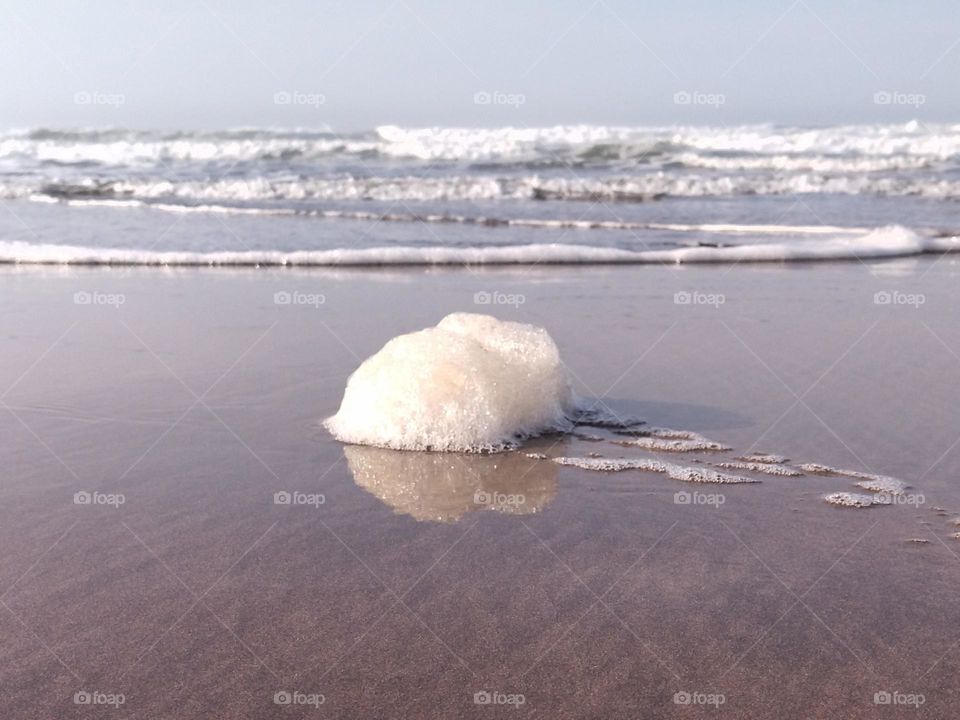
552;456;759;484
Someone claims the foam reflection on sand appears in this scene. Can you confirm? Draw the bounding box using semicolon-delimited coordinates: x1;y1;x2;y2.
343;445;558;523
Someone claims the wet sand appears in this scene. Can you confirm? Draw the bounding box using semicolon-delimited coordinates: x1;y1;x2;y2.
2;258;960;718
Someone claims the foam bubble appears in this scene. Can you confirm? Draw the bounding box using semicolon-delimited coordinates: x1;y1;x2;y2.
324;314;573;452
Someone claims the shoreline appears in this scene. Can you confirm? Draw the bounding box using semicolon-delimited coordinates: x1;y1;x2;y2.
2;259;959;718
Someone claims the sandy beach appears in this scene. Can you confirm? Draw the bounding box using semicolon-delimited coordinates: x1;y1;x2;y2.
2;257;959;718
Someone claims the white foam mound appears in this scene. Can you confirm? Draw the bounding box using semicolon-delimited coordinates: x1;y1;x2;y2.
324;313;573;452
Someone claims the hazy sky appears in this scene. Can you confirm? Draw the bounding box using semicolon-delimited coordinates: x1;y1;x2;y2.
2;0;958;129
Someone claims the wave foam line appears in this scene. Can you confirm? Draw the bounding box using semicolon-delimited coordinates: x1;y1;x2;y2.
46;196;871;236
0;227;954;266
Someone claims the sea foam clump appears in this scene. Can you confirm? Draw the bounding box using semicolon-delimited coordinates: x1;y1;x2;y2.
325;313;573;452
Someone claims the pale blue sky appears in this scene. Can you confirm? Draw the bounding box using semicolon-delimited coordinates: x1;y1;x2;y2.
2;0;958;129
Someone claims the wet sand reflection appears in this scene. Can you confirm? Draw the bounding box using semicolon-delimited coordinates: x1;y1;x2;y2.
344;444;560;522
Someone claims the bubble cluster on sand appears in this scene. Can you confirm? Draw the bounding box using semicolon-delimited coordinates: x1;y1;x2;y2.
736;453;788;465
553;457;647;472
614;428;730;453
855;477;908;495
824;492;891;508
799;463;910;500
799;463;906;486
325;313;573;452
553;456;758;484
713;461;804;477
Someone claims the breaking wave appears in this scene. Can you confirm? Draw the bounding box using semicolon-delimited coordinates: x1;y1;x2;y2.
2;121;960;205
1;226;955;266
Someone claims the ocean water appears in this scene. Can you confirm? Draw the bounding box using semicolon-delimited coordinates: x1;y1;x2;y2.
2;122;959;264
